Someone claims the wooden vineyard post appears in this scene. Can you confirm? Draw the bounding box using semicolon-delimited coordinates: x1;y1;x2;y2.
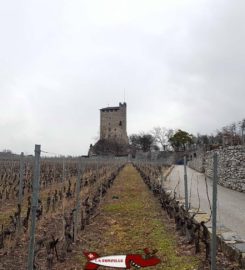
18;152;24;234
27;145;41;270
184;156;189;211
73;157;82;242
211;153;218;270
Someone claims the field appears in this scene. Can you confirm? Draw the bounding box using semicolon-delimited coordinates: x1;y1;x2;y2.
0;157;239;270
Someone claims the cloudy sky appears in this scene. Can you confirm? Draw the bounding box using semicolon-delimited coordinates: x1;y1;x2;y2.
0;0;244;155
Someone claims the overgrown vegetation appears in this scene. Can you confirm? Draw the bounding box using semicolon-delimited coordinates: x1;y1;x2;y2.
129;118;245;152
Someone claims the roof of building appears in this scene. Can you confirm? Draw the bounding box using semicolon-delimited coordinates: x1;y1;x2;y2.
100;106;120;111
100;102;126;111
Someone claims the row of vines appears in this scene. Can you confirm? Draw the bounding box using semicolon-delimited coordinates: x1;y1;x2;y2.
0;155;125;269
133;162;239;269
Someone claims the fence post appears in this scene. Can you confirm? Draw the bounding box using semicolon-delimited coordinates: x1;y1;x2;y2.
74;157;82;242
53;162;56;184
18;152;24;233
62;158;65;237
242;125;244;145
62;158;65;183
160;162;164;188
96;157;99;182
211;152;218;270
98;158;103;203
184;156;188;210
27;145;41;270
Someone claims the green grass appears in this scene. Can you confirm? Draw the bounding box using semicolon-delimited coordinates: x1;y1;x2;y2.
74;164;200;270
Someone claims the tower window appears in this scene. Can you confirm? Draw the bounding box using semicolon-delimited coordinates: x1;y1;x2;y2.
119;121;122;126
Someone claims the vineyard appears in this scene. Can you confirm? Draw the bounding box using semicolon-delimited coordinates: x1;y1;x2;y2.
0;148;125;269
0;148;240;270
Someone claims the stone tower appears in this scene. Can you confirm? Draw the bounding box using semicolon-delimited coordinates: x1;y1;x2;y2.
88;102;129;156
100;102;128;144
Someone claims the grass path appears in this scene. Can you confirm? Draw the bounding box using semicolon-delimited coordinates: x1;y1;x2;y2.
59;164;199;270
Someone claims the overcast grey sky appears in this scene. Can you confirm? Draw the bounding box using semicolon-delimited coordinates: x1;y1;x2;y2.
0;0;244;155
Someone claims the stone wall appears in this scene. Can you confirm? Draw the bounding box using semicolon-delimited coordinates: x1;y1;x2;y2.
188;146;245;192
89;102;129;156
100;102;128;144
188;151;205;173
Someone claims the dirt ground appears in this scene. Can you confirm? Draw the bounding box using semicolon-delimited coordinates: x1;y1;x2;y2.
56;164;202;270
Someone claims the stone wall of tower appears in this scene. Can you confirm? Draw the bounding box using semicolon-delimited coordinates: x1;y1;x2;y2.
100;102;128;144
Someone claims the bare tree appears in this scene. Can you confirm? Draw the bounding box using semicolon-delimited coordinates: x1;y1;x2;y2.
239;119;245;145
92;130;100;143
220;122;241;146
151;127;174;151
129;132;156;152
